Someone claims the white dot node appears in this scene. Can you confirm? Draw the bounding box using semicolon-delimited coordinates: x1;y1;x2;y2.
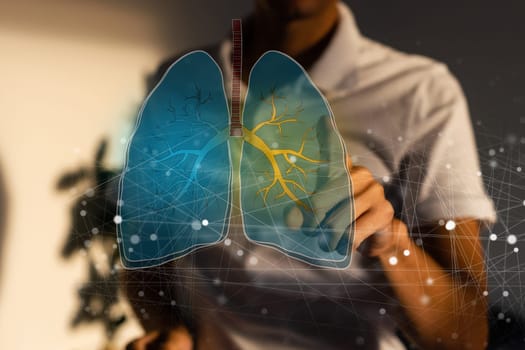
249;256;258;265
476;170;482;176
356;336;365;345
514;247;519;253
445;220;456;231
271;142;279;148
438;219;445;226
420;294;430;305
503;290;509;297
86;188;95;197
202;219;209;226
489;149;496;156
191;220;202;231
117;200;124;207
138;290;144;297
382;175;390;183
397;136;403;142
217;295;227;305
489;234;497;241
213;278;221;286
517;167;522;172
289;155;297;163
507;234;517;245
224;238;232;246
483;290;489;297
388;256;398;266
128;247;133;253
445;163;451;169
236;249;244;257
261;307;268;315
367;128;372;134
498;312;505;320
80;210;87;217
130;235;140;245
91;227;99;235
120;137;127;144
523;200;525;206
451;332;458;340
158;290;164;296
171;300;176;306
150;234;158;241
379;308;386;315
113;215;123;224
403;249;410;257
426;277;434;286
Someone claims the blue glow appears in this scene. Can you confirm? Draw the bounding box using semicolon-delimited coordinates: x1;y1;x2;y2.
240;51;353;268
117;51;231;268
117;51;354;269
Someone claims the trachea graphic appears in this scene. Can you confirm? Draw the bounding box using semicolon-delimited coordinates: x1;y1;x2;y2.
230;19;243;137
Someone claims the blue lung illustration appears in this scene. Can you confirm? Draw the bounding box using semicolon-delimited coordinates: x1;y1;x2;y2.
240;51;354;268
117;51;231;268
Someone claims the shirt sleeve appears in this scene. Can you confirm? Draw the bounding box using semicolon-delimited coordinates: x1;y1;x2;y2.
402;64;496;226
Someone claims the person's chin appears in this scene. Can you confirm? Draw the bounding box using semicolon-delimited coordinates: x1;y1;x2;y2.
263;0;330;21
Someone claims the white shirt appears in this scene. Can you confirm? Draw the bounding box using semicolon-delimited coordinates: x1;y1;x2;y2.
119;3;496;349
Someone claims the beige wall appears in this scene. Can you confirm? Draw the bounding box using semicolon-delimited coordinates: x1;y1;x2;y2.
0;1;251;349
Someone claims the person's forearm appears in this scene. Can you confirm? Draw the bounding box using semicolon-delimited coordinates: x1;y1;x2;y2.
377;232;488;350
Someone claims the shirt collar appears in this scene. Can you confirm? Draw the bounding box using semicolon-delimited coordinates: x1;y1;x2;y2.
309;2;361;92
218;2;361;96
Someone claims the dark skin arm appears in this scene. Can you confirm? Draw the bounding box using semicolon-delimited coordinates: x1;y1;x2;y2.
349;163;488;349
376;219;488;349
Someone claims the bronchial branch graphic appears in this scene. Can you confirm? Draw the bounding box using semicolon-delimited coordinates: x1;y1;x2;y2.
243;95;323;211
117;20;354;269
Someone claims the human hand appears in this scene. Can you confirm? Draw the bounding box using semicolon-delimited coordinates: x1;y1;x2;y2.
347;163;407;257
286;158;407;257
125;327;193;350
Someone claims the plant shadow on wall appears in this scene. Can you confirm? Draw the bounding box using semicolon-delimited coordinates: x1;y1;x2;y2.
56;140;126;342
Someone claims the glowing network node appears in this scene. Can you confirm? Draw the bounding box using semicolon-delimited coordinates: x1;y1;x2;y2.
191;220;202;231
388;256;398;266
445;220;456;231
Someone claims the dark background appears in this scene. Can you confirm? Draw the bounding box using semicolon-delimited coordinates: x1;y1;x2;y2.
346;0;525;320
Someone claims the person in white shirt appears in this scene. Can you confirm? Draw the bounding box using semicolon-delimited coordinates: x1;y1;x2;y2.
125;1;496;349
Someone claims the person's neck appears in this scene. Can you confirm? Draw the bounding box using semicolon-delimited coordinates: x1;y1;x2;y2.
242;6;339;82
